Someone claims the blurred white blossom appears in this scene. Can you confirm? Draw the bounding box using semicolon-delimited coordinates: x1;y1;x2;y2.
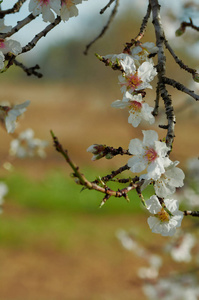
9;128;48;158
169;233;196;263
0;182;8;214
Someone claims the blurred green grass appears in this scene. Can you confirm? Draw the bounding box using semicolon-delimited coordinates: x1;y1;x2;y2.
0;167;155;250
3;168;155;214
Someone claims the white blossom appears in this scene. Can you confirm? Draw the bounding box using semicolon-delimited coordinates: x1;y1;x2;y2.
111;91;155;127
118;56;157;94
146;195;184;236
9;128;48;158
29;0;61;22
0;100;30;133
103;53;131;64
128;130;171;180
153;161;185;197
131;42;158;66
60;0;85;21
0;38;22;70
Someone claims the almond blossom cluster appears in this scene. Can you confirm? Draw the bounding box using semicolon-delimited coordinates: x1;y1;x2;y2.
88;42;185;237
29;0;88;23
9;128;48;158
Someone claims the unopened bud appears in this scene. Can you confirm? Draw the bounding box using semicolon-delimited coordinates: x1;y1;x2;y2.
193;72;199;83
87;144;106;161
175;27;185;37
105;153;114;159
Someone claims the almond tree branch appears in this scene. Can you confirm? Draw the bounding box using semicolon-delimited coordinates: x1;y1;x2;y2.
184;210;199;217
100;0;115;14
164;39;197;75
123;3;151;53
0;0;27;18
0;13;36;39
13;59;43;78
22;16;61;53
84;0;119;55
92;164;131;184
162;77;199;101
51;131;144;206
150;0;176;150
179;18;199;33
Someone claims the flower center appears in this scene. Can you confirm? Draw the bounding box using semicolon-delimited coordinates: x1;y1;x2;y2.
157;207;170;222
61;0;74;8
39;0;50;6
129;100;142;112
125;72;142;91
145;148;158;163
0;39;5;49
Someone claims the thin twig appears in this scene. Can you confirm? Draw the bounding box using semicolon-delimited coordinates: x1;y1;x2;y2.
0;0;27;18
93;164;131;184
164;39;197;75
13;59;43;78
163;76;199;101
123;3;151;53
184;210;199;217
100;0;115;14
22;16;61;54
0;13;36;39
84;0;119;55
51;131;143;206
179;18;199;33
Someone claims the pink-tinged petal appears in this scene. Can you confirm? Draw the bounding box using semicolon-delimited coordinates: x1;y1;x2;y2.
128;113;141;127
111;100;128;109
154;140;170;157
146;195;161;214
42;6;55;22
61;6;70;21
142;130;158;147
6;40;22;55
154;179;175;198
146;158;165;180
120;55;136;74
164;198;179;213
29;0;39;12
50;0;61;15
128;138;144;155
141;103;155;123
138;61;157;82
127;155;147;173
165;166;185;187
147;216;160;230
69;6;78;17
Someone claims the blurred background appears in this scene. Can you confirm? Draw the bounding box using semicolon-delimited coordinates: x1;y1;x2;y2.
0;1;199;299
